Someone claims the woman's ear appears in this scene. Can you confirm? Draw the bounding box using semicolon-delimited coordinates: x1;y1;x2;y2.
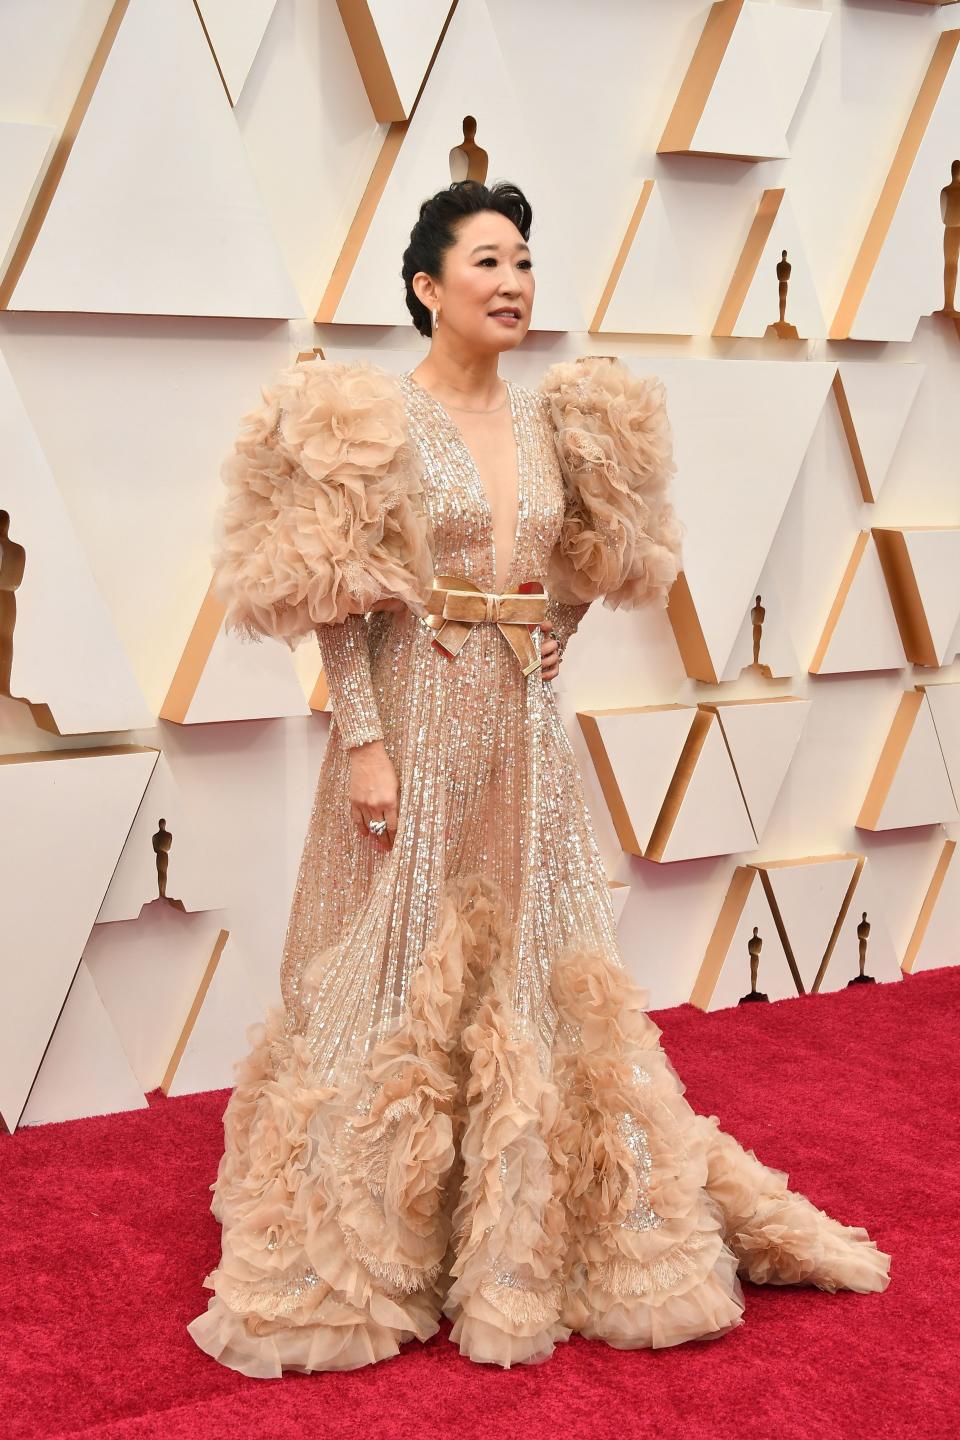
411;271;438;312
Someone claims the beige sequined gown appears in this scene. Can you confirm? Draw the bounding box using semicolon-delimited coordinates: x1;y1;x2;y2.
187;367;891;1378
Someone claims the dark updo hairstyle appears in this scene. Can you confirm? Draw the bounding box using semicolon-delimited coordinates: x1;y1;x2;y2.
401;179;533;338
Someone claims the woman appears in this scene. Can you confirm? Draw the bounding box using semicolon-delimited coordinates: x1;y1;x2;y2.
187;180;890;1377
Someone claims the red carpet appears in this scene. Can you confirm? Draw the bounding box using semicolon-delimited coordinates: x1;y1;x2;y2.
3;965;954;1440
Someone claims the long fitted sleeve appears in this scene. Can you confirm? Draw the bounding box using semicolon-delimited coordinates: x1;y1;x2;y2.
315;613;385;750
545;596;591;663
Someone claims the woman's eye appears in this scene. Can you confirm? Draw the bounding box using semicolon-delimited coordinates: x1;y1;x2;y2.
476;257;533;268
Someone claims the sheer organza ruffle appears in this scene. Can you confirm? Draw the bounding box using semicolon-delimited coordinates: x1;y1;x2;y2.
210;356;435;649
187;873;891;1378
538;355;686;611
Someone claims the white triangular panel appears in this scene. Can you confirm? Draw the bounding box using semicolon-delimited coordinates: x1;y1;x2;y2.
723;193;825;339
196;0;278;106
166;934;269;1096
19;963;147;1128
948;606;960;665
667;359;834;681
839;35;960;340
713;697;812;841
11;0;301;318
362;0;454;118
583;706;695;854
906;841;960;976
0;355;154;734
921;681;960;808
811;536;906;675
608;880;630;928
818;862;902;992
705;871;798;1011
0;748;158;1131
901;528;960;665
835;362;925;504
83;904;227;1092
334;0;581;331
294;631;329;708
0;122;57;283
96;754;224;922
678;3;830;161
721;563;800;681
656;715;757;863
866;694;959;830
596;182;699;336
758;856;861;994
175;622;314;724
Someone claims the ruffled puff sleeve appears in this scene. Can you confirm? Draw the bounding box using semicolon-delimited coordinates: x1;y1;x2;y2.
210;355;435;651
538;354;685;612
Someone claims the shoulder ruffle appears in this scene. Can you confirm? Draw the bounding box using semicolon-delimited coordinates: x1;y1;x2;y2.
211;356;434;647
538;355;685;610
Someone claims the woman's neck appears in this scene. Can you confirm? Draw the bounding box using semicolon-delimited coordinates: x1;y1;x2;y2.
410;344;503;410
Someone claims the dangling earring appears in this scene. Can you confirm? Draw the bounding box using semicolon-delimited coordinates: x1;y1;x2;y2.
432;307;440;332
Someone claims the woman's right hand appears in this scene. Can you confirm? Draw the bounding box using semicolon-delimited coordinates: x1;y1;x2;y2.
348;739;399;850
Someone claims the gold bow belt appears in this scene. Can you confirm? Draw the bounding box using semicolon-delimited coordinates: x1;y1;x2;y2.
424;574;547;676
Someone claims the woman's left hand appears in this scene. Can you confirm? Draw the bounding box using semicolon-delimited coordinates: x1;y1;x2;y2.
539;619;561;682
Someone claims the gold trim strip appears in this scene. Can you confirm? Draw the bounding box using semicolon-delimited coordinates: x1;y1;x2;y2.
831;30;960;339
162;928;230;1094
161;578;225;724
902;838;956;973
810;856;864;993
577;712;644;855
857;688;924;830
645;708;713;862
667;572;717;684
591;181;654;334
0;0;131;310
873;526;942;667
658;0;744;156
832;371;874;504
316;2;457;320
336;0;405;121
690;863;754;1009
809;531;870;675
713;188;785;337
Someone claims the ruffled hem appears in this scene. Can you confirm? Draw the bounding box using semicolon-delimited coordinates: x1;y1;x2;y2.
186;1285;439;1379
187;874;891;1377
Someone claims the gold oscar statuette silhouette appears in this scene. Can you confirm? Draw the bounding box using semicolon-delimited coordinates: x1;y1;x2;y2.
0;510;26;698
739;925;769;1004
765;249;799;340
935;159;960;319
846;911;876;987
152;818;175;904
746;593;774;678
449;116;489;185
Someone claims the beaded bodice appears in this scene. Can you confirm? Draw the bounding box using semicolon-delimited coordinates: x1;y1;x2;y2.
396;373;567;596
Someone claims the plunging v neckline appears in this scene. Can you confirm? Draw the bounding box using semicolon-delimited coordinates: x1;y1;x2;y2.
402;372;523;594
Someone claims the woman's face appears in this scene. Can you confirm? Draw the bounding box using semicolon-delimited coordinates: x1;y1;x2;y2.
417;209;534;353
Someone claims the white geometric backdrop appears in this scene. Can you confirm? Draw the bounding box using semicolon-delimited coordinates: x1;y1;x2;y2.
0;0;957;1131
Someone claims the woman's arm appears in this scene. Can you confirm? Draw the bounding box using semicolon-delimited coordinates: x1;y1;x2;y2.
316;612;398;850
544;596;591;663
209;356;425;853
315;613;384;750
